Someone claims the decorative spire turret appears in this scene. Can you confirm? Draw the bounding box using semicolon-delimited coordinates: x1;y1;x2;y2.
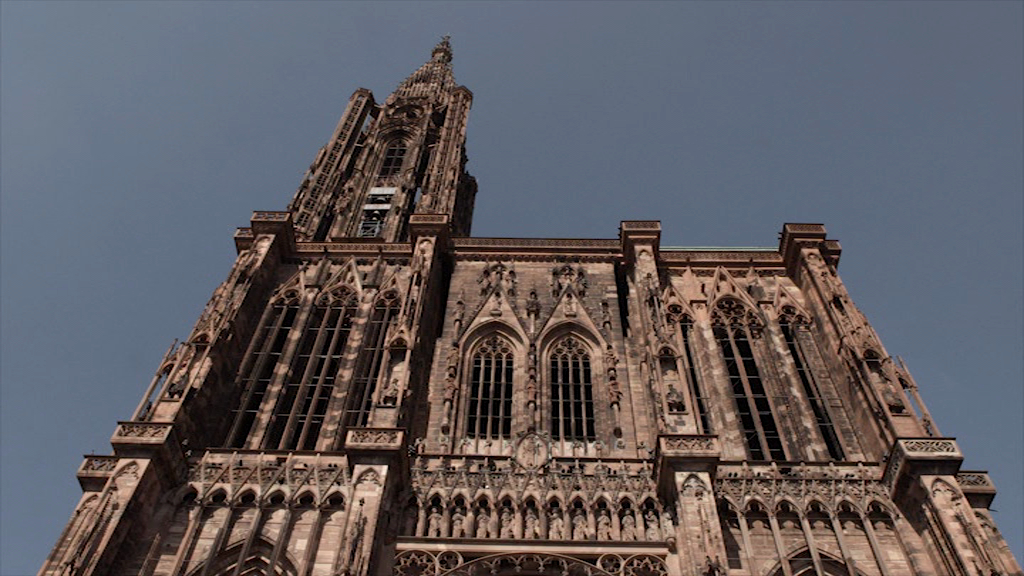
432;35;452;63
287;37;476;242
395;36;456;100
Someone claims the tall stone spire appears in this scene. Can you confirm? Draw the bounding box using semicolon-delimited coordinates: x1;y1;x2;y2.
394;36;456;100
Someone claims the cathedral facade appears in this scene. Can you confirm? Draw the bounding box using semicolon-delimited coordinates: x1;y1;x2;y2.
41;39;1021;576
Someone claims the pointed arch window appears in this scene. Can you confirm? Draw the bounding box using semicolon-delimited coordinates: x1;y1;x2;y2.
666;305;712;433
265;289;358;450
467;335;514;440
712;298;785;461
378;141;407;177
345;291;400;428
550;336;595;441
779;307;844;460
228;295;301;448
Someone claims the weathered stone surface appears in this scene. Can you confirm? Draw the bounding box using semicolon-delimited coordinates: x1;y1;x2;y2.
40;39;1020;576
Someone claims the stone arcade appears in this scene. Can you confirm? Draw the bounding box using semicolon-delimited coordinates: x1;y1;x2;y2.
41;39;1022;576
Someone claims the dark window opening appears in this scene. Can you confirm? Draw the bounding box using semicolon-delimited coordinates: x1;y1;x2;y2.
266;292;357;451
228;299;300;448
714;315;785;461
780;318;844;460
550;336;595;441
345;293;399;429
681;318;712;433
378;141;407;177
467;335;514;440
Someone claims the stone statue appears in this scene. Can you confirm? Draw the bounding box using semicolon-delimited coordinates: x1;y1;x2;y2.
621;514;637;541
572;510;587;541
427;507;442;538
445;344;460;380
645;510;661;540
500;508;514;538
526;289;540;316
524;507;539;539
608;379;622;406
549;510;564;539
597;509;612;540
453;298;465;331
605;345;618;379
451;508;466;538
380;378;399;406
665;386;685;413
475;510;490;538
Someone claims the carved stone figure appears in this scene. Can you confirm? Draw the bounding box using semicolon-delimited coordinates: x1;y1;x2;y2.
621;514;637;541
564;293;577;315
644;510;661;540
500;508;514;538
451;508;465;538
445;344;460;380
526;289;540;316
475;510;490;538
443;377;458;404
381;378;399;406
608;379;622;406
597;510;612;540
524;507;539;539
605;345;618;379
665;386;685;413
427;507;442;538
453;298;465;331
572;510;588;541
548;510;564;540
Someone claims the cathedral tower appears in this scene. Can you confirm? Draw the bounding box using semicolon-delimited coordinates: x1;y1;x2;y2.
41;40;1020;576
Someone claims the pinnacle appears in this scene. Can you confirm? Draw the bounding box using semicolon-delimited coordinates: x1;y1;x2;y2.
395;37;456;99
432;35;452;63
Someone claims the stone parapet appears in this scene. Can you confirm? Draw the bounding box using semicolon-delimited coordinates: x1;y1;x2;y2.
654;434;720;494
715;462;888;511
187;449;350;506
76;455;120;491
956;470;998;509
233;227;254;252
345;427;406;452
250;210;295;254
779;222;842;273
881;437;963;495
110;420;187;487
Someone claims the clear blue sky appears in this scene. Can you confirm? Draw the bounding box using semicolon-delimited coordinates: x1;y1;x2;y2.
2;2;1021;573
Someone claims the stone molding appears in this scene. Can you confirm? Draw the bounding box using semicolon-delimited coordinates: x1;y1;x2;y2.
186;450;350;507
715;463;890;513
394;550;668;576
77;455;120;491
956;470;997;508
654;435;720;488
111;421;173;446
345;427;405;451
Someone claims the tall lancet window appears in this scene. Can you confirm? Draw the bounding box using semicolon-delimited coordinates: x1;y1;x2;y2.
265;288;358;451
228;294;301;448
666;304;712;433
550;336;596;441
378;141;407;177
712;298;785;461
779;306;844;460
345;291;400;428
466;335;514;440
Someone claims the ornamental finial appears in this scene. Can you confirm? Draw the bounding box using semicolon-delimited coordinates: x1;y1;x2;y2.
432;35;452;63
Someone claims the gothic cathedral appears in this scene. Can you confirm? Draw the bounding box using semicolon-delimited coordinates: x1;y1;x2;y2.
41;39;1021;576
